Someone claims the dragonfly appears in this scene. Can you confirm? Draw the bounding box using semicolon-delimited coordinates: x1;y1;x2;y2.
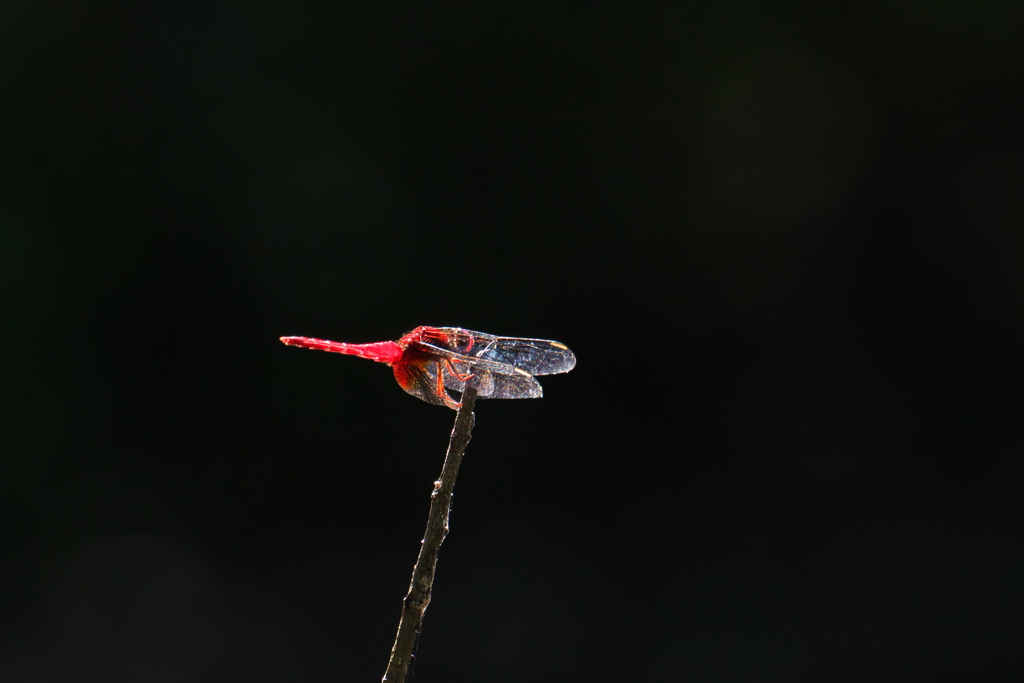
280;326;576;409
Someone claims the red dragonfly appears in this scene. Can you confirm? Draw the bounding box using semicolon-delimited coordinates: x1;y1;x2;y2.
280;326;576;409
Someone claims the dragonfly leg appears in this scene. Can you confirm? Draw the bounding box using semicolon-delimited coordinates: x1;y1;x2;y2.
443;359;475;383
434;361;462;409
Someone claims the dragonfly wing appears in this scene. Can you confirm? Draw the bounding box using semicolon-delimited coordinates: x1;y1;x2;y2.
477;337;576;375
409;349;542;400
482;370;544;399
433;357;543;400
412;341;523;376
434;328;576;375
437;360;496;396
440;366;543;399
392;359;460;409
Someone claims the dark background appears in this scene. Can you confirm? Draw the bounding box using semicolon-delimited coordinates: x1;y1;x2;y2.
2;2;1023;681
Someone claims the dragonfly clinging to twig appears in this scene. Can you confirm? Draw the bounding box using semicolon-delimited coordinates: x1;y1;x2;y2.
280;326;576;409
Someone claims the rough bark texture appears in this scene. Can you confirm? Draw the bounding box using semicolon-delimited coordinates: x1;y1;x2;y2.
381;385;478;683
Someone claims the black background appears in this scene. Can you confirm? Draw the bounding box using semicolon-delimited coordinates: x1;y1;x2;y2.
3;2;1023;681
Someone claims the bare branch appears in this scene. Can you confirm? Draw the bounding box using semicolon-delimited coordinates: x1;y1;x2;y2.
382;385;479;682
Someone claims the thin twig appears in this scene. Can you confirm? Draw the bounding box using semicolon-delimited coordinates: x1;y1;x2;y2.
382;385;479;683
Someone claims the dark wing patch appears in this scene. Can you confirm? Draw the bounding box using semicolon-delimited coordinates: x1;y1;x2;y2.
392;359;459;409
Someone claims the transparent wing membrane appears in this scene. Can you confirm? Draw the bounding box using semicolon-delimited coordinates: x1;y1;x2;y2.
439;357;544;399
415;328;577;375
395;350;544;407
